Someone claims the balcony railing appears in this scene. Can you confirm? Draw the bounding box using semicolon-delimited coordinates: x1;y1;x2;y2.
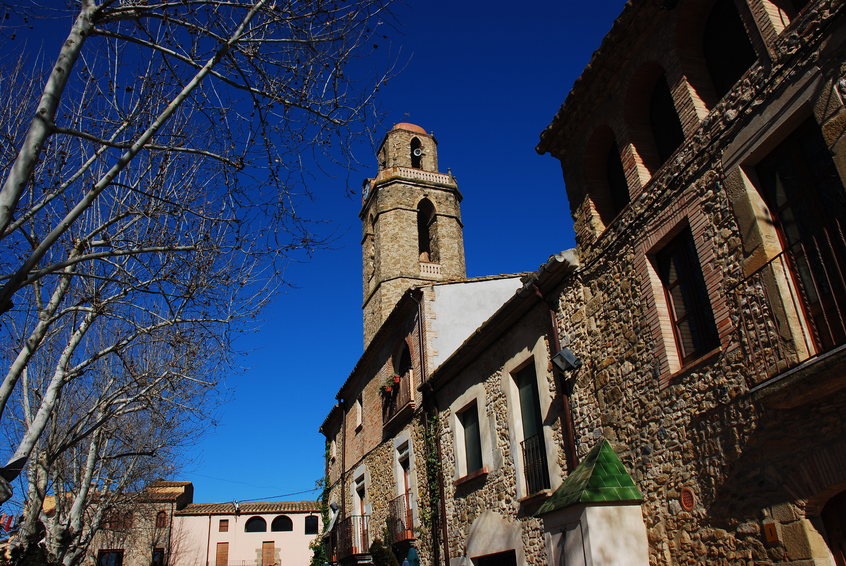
383;375;414;425
734;219;846;387
363;168;457;203
419;262;441;277
521;434;550;495
333;515;370;560
387;492;415;543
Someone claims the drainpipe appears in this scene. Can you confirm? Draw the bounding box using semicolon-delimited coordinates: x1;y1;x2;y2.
204;514;211;566
413;292;450;566
340;398;347;521
533;284;579;472
167;500;174;566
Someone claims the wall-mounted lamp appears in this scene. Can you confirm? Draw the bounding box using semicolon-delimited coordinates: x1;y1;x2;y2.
552;347;582;372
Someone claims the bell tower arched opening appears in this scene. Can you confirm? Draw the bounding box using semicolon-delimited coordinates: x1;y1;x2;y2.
417;198;437;263
411;137;423;169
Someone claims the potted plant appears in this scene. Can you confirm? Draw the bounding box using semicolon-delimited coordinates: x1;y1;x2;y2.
393;374;401;383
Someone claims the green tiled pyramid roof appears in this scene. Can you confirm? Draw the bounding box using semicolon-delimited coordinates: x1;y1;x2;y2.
536;439;642;516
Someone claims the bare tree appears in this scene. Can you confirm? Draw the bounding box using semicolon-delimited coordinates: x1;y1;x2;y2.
0;0;392;502
8;324;220;566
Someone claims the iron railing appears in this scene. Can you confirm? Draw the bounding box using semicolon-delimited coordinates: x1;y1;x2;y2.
383;375;414;424
333;515;370;560
387;492;415;543
521;433;550;495
733;219;846;387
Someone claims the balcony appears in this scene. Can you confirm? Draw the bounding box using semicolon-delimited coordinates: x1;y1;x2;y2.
382;375;415;427
521;434;550;496
387;492;415;543
733;219;846;405
331;515;370;561
419;262;441;277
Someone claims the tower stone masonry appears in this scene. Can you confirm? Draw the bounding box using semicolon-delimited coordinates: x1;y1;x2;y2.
361;123;466;345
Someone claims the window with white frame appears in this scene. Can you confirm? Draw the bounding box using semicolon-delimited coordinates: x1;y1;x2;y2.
513;362;550;494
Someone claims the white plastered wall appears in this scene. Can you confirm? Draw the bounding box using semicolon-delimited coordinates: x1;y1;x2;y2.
542;504;649;566
428;277;523;369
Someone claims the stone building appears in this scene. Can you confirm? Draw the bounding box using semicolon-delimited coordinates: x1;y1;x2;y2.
85;482;319;566
85;481;194;566
319;124;524;565
532;0;846;563
322;0;846;563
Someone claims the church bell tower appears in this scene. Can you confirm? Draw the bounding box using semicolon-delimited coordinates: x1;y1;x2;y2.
361;122;466;345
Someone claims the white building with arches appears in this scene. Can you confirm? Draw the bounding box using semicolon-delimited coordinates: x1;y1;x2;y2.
172;501;321;566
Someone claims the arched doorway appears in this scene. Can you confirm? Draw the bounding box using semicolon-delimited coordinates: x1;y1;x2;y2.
822;490;846;566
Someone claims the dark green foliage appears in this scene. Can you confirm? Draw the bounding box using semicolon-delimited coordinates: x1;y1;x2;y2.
369;539;399;566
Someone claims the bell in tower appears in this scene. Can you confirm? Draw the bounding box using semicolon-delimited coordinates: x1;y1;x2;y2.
360;123;467;346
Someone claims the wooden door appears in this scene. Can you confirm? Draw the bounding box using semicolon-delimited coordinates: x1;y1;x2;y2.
261;541;275;566
214;543;228;566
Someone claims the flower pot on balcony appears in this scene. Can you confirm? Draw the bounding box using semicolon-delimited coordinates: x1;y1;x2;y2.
393;375;401;383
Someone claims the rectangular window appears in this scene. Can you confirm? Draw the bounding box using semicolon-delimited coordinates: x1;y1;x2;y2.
218;519;228;532
654;228;718;364
215;543;228;566
354;395;363;429
459;403;483;474
151;548;165;566
754;117;846;351
261;542;275;566
97;551;124;566
514;363;550;494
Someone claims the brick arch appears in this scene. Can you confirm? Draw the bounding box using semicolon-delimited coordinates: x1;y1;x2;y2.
624;61;682;176
392;337;413;378
674;0;758;108
782;440;846;516
583;125;631;227
674;0;721;110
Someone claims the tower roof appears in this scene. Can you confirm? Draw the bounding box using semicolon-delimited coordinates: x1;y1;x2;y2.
391;122;427;135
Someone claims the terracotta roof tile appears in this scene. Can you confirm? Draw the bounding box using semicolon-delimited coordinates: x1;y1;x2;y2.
175;501;320;516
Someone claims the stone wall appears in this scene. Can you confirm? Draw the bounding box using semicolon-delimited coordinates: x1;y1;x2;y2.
433;302;567;566
361;175;465;345
539;0;846;564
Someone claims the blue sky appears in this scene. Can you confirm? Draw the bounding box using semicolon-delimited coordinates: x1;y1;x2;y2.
184;0;627;504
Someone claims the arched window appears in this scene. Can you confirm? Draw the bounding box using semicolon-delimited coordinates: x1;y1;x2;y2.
410;137;423;169
605;143;630;217
155;511;168;529
271;515;293;532
417;198;436;263
649;73;685;165
305;515;319;535
582;126;630;228
244;516;267;532
393;341;412;378
703;0;757;99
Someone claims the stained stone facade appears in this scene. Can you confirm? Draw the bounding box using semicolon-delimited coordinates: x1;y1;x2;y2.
321;123;523;566
322;1;846;564
533;0;846;563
